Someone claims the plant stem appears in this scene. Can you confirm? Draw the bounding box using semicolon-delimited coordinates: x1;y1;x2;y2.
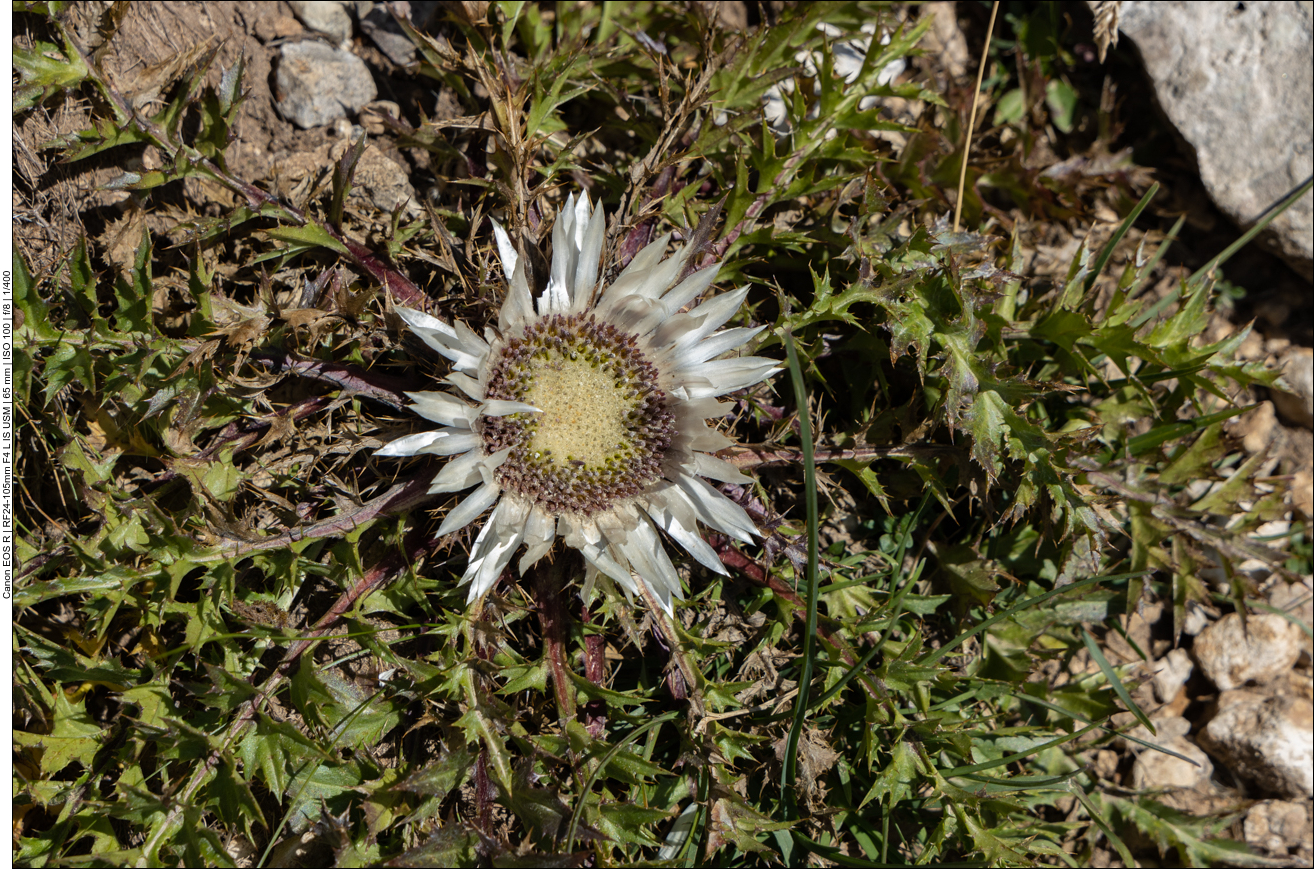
533;551;578;721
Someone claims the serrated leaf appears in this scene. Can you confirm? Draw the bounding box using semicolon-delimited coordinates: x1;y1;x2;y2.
566;669;649;707
265;223;350;257
565;720;668;785
498;659;548;694
862;738;918;808
13;566;147;607
1107;794;1286;867
705;721;767;765
319;669;402;752
397;746;475;798
177;805;238;867
1158;424;1226;485
13;245;56;342
119;683;179;730
201;662;258;711
112;223;155;334
44;341;96;404
834;459;892;514
389;824;481;868
455;668;514;791
284;759;365;832
706;790;793;855
12;36;89;112
237;714;324;797
593;801;672;848
18;628;142;686
13;690;105;775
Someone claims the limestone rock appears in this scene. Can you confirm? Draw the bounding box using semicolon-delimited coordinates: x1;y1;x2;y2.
1272;347;1314;430
276;41;377;129
1201;691;1314;798
288;1;354;45
1245;800;1311;857
1151;647;1193;704
1128;716;1213;790
1193;612;1302;691
1113;2;1314;280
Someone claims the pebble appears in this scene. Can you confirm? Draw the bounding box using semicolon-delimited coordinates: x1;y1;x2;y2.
277;138;420;220
1200;690;1314;798
1128;716;1214;790
345;143;422;219
1193;612;1303;691
1233;400;1278;455
1244;800;1311;856
1181;600;1211;636
1267;576;1314;660
360;1;442;67
288;1;355;45
1271;346;1314;430
1151;648;1194;704
276;41;378;129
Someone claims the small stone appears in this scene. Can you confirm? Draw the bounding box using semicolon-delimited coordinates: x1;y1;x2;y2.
1131;740;1213;790
361;1;442;67
275;139;420;220
1244;800;1310;855
923;2;969;80
1128;716;1214;790
1181;600;1210;636
1151;648;1193;704
288;1;354;44
276;41;378;129
1267;576;1314;660
337;141;421;219
254;12;304;43
1232;400;1278;455
1271;347;1314;431
1201;691;1314;798
1091;748;1119;781
1193;612;1302;691
361;100;401;135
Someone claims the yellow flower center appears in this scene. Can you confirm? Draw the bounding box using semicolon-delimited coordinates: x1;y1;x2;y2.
523;355;634;467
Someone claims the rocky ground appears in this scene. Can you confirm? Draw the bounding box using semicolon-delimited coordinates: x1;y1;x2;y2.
12;1;1312;864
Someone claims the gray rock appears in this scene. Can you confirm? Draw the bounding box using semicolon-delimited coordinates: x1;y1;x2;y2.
1151;647;1193;704
1181;599;1210;636
1113;2;1313;280
288;1;355;45
1193;612;1303;691
277;138;420;220
1268;576;1313;661
1201;691;1313;798
1127;716;1214;790
276;41;378;129
1244;800;1311;856
1271;347;1314;430
359;1;442;67
348;142;422;219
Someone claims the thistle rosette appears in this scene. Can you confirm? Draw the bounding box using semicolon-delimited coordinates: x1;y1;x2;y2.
378;194;780;613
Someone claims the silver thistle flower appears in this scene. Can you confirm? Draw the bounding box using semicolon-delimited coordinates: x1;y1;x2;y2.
378;194;780;613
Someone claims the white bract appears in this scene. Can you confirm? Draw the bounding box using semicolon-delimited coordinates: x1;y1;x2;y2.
378;194;780;613
760;22;905;133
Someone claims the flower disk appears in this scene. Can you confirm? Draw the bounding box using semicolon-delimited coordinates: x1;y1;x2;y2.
481;313;675;516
